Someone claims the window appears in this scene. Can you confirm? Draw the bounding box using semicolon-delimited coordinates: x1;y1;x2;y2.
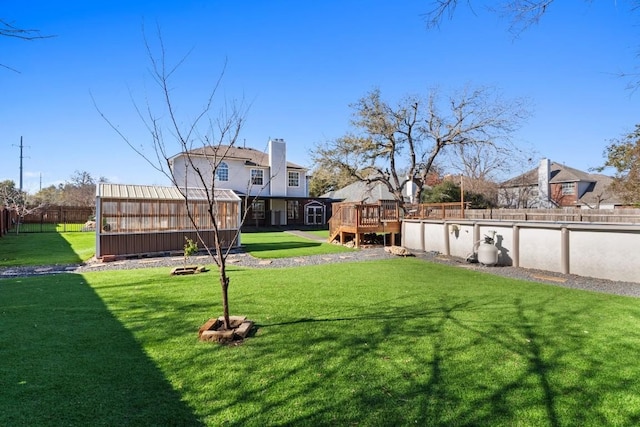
305;204;324;225
288;171;299;187
216;162;229;181
561;183;575;195
251;200;265;219
251;169;264;186
287;200;299;220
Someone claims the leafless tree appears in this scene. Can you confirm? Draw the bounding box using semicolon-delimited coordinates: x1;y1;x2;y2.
94;29;252;332
0;180;45;234
311;86;529;209
446;137;537;203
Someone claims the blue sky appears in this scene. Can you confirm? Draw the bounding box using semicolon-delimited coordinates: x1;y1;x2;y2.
2;1;639;193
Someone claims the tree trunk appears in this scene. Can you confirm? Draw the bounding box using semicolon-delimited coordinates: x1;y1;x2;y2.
219;263;231;330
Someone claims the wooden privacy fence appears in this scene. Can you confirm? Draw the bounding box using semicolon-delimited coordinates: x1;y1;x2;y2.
0;207;10;236
403;204;640;224
405;202;466;220
464;208;640;224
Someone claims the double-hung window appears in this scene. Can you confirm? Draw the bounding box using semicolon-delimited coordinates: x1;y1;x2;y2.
288;171;299;187
251;169;264;186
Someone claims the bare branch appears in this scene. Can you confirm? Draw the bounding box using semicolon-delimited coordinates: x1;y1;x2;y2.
423;0;471;29
490;0;556;35
0;19;54;40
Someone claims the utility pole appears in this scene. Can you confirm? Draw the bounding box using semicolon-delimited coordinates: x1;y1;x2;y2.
19;136;24;191
13;136;28;192
13;136;24;191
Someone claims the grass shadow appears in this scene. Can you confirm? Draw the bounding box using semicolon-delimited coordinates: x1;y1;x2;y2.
242;240;321;253
0;273;203;425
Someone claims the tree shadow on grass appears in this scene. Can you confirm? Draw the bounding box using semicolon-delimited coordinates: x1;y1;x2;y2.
226;293;640;426
241;240;322;254
0;273;204;426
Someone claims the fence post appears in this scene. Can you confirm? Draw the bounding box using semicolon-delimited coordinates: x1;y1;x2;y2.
512;224;520;268
443;221;450;256
561;226;570;274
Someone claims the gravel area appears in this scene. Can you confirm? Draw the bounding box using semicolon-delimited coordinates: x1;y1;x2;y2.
2;245;639;298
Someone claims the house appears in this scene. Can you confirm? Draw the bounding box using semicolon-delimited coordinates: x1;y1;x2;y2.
169;138;329;227
499;158;624;209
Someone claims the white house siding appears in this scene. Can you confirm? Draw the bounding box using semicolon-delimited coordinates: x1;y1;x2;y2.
286;170;307;198
172;155;271;197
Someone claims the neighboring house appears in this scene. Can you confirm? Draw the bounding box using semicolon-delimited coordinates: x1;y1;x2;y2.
169;138;329;226
322;172;440;204
321;180;398;203
499;158;624;209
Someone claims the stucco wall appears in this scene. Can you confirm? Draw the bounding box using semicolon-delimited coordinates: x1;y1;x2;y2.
403;219;640;284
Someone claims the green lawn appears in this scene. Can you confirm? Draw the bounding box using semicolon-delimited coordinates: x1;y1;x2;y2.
241;231;353;258
2;258;640;426
0;232;95;267
0;230;341;266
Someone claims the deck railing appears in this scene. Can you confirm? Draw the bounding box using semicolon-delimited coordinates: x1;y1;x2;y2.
329;200;401;240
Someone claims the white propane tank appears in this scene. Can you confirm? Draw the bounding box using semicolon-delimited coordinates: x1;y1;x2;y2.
477;241;500;266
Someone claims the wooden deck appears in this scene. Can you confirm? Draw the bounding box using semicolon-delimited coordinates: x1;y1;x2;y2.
328;201;466;248
328;200;402;247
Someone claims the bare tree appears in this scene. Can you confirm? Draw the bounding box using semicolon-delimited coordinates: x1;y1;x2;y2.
312;86;529;209
94;30;251;332
445;137;537;203
0;180;44;234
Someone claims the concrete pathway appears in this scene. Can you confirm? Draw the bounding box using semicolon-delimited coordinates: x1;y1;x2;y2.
284;229;329;242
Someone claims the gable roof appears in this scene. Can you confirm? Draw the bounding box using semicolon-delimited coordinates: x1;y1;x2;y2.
575;174;623;207
500;160;625;207
97;183;240;202
501;161;596;187
171;145;306;170
321;180;397;203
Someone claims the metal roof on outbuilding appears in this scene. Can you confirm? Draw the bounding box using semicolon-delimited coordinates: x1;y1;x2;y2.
97;183;240;201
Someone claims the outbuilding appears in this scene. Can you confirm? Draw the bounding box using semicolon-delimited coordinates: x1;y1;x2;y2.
96;183;241;259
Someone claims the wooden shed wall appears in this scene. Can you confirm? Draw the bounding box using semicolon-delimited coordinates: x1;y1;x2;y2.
98;229;238;258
